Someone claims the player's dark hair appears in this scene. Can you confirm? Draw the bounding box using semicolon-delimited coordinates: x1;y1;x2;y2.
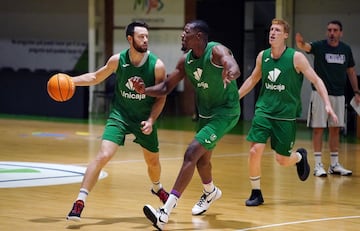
125;21;149;37
328;20;343;31
189;20;210;36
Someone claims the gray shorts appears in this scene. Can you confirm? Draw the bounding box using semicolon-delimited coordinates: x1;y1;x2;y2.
307;91;345;128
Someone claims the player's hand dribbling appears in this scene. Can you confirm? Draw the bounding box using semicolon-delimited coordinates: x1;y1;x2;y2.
130;76;146;94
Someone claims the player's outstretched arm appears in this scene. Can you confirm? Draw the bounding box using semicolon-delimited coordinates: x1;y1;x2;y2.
131;55;186;97
238;51;263;99
295;33;311;53
294;51;338;124
72;54;118;86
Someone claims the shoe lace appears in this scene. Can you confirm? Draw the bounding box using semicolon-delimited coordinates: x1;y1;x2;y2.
159;208;167;214
317;163;324;167
335;163;342;167
196;194;207;206
158;208;168;223
158;189;167;198
156;189;169;202
72;201;84;213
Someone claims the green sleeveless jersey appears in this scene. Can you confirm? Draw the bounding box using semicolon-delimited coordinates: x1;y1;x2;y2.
309;40;355;96
255;47;303;120
184;42;240;117
109;49;157;122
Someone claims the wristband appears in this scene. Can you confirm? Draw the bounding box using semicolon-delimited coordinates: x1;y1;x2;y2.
355;90;360;95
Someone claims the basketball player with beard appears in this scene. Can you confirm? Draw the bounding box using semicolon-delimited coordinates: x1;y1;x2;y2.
66;21;169;221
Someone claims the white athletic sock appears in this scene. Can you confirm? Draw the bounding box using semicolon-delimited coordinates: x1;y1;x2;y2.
249;176;261;190
76;188;89;203
163;194;178;215
152;181;162;192
203;181;215;194
314;152;322;165
295;151;302;163
330;152;339;166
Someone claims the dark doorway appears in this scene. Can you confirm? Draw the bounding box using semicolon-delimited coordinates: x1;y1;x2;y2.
196;0;245;76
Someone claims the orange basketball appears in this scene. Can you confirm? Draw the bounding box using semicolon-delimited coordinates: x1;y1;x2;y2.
47;73;76;102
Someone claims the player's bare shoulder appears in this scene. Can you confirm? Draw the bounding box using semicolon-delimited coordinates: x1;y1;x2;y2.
107;54;120;71
155;58;166;70
211;44;232;64
154;58;166;83
293;50;309;72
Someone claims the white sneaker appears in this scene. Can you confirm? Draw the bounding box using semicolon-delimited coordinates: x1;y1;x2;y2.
328;163;352;176
192;187;222;215
314;163;327;177
143;205;168;231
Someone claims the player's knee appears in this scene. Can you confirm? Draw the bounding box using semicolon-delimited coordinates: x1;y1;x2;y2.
146;157;160;168
196;159;210;170
249;147;261;160
183;151;195;163
275;154;289;166
96;150;114;164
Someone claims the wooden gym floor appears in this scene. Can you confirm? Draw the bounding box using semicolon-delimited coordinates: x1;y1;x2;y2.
1;116;360;231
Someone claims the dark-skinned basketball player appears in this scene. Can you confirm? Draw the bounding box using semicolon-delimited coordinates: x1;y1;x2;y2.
131;19;241;230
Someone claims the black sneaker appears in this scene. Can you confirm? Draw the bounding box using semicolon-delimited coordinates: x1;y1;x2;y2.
245;189;264;206
151;188;169;204
66;200;84;221
296;148;310;181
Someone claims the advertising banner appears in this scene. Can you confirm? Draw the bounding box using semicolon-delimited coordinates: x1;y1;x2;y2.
0;39;87;72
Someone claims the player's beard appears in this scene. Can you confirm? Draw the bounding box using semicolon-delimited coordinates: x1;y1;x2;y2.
133;40;147;53
181;44;187;52
181;41;188;52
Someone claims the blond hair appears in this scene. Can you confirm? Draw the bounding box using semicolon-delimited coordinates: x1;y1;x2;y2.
272;18;290;34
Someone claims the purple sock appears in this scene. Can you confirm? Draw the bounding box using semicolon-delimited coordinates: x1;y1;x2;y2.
170;189;181;198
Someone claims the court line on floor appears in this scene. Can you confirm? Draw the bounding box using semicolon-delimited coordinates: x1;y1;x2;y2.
237;215;360;230
71;151;273;166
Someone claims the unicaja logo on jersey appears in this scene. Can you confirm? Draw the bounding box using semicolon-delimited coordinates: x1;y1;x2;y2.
193;68;202;81
125;79;135;90
268;68;281;82
266;68;285;92
121;78;146;100
193;68;209;89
